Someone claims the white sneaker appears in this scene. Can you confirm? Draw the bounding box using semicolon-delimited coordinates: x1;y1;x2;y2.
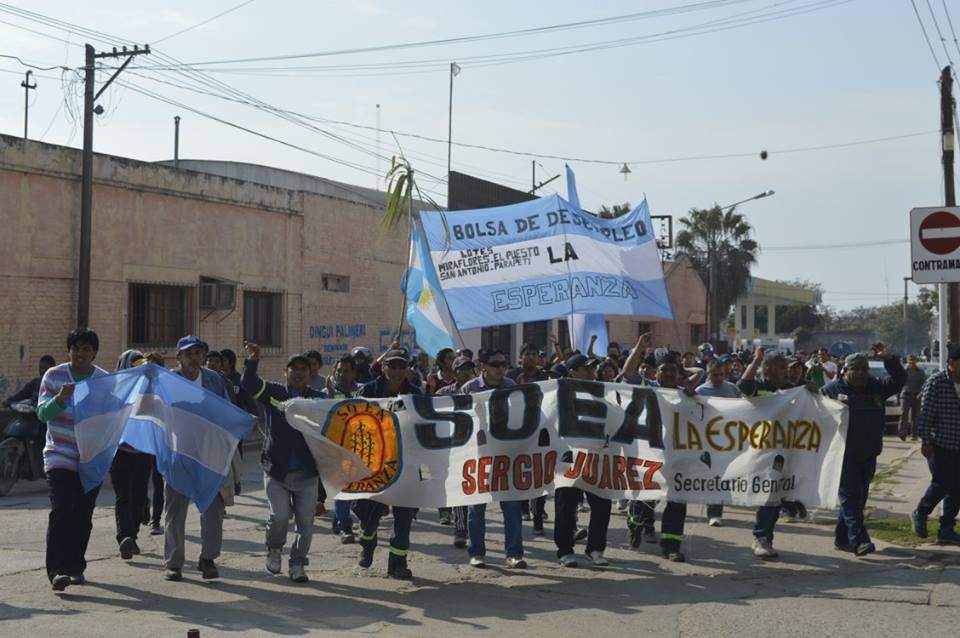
559;554;578;567
588;551;609;567
752;537;779;559
504;557;527;569
288;564;308;583
708;517;722;527
469;556;486;568
265;548;282;574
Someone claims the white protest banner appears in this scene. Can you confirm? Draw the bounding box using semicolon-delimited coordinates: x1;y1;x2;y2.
282;382;847;509
658;387;847;508
416;195;673;329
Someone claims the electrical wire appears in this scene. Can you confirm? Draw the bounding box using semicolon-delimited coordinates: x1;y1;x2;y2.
910;0;943;71
0;51;69;71
942;0;960;63
764;238;908;251
153;0;257;45
926;0;956;66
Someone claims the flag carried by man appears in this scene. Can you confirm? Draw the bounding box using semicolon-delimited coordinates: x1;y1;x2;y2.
71;364;255;512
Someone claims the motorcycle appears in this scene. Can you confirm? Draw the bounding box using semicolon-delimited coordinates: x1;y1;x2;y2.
0;401;46;495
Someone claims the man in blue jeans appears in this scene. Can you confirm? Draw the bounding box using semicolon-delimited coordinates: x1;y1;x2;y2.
242;341;323;583
459;349;526;569
321;354;364;544
822;346;904;556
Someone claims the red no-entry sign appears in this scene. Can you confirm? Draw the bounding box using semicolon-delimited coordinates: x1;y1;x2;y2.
911;207;960;283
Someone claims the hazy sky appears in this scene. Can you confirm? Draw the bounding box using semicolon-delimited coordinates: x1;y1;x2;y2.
0;0;951;311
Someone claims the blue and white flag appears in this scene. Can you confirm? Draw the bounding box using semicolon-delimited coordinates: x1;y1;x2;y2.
418;194;673;329
405;216;457;358
565;165;609;355
72;364;255;512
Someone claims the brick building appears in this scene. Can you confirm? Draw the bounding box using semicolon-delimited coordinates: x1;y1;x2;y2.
0;135;410;396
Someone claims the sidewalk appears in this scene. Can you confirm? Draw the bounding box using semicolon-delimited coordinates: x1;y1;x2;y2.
0;437;957;637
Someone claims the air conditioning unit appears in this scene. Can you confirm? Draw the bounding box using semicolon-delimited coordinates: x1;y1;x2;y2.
199;281;236;309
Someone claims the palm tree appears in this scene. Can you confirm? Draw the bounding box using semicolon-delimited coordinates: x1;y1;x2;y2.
674;205;759;345
595;202;632;218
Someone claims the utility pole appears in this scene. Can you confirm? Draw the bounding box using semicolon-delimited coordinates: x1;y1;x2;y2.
173;115;181;167
20;70;36;140
446;62;460;191
941;66;957;359
77;43;150;329
903;276;910;357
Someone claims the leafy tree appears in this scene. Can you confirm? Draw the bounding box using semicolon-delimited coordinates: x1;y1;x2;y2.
675;205;759;343
596;203;631;219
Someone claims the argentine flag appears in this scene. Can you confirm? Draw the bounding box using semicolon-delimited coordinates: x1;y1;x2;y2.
405;215;457;357
72;364;255;512
565;164;609;355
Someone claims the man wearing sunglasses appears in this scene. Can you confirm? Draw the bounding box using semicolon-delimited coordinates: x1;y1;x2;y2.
354;348;422;579
458;350;527;569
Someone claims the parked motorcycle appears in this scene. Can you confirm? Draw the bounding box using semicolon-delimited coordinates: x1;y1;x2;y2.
0;401;46;495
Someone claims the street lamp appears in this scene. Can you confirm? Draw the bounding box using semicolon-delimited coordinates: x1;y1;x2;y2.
721;190;775;211
708;189;776;348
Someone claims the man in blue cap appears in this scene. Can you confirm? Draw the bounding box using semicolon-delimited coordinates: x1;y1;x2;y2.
163;335;234;582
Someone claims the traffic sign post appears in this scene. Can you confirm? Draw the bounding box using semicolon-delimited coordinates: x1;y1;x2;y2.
911;206;960;283
910;207;960;367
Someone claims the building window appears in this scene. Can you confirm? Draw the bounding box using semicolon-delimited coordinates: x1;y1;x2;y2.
522;321;548;350
690;324;704;346
129;283;192;348
321;274;350;293
754;305;769;335
741;305;747;330
244;291;283;347
481;325;512;356
637;322;652;337
558;320;570;352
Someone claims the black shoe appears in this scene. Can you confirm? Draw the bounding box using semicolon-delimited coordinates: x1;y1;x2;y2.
69;573;86;585
388;566;413;580
793;501;807;520
164;568;182;581
834;543;853;552
51;574;70;591
339;530;356;544
234;482;242;495
912;509;928;539
358;546;375;568
197;557;219;579
854;542;876;557
119;537;136;560
936;528;960;545
898;433;907;441
150;523;163;536
453;536;467;549
661;548;686;562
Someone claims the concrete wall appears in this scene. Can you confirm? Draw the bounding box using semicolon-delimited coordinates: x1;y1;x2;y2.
0;135;408;394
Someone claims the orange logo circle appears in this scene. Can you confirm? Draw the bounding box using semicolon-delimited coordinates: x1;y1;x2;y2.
323;400;402;493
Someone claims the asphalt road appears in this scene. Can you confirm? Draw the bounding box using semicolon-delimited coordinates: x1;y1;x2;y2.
0;437;957;637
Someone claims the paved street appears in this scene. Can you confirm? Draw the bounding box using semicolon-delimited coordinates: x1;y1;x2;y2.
1;436;957;638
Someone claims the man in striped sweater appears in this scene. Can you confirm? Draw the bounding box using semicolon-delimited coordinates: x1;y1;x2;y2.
37;328;109;591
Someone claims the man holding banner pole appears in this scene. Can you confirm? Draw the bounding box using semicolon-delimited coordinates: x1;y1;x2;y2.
554;354;612;568
459;350;527;569
355;348;422;580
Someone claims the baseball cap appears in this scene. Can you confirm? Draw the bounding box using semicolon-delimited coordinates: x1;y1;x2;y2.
549;362;568;377
520;341;539;355
286;353;312;369
565;354;589;369
698;342;715;357
383;348;409;364
843;352;870;369
718;354;732;363
453;356;475;371
176;335;208;353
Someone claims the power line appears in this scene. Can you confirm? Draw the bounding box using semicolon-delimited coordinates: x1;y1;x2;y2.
131;0;848;76
941;0;960;62
139;0;760;67
0;51;70;71
763;238;908;251
153;0;258;45
910;0;943;71
925;0;956;66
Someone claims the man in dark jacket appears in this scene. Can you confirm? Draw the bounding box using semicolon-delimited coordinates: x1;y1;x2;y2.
822;345;905;556
241;341;322;583
355;348;422;579
912;345;960;545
